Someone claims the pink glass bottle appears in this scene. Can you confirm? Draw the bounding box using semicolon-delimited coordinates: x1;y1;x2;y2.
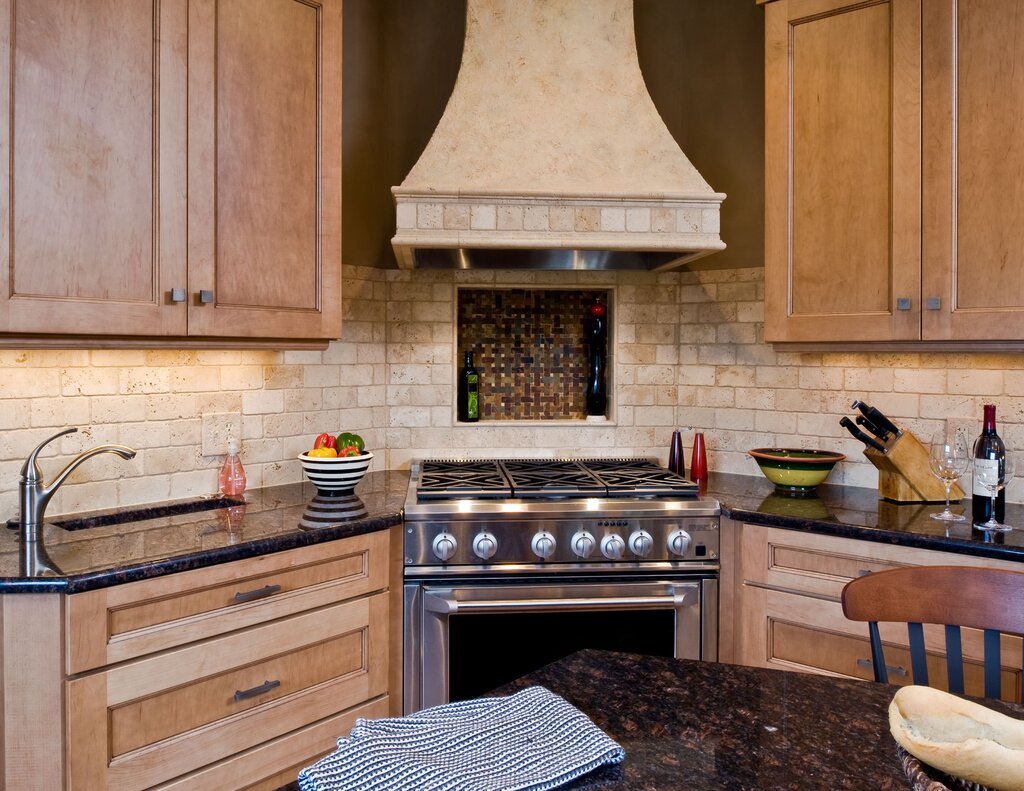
219;439;247;496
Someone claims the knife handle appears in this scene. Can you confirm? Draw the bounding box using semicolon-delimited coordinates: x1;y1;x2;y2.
851;400;901;438
840;416;886;453
855;415;889;441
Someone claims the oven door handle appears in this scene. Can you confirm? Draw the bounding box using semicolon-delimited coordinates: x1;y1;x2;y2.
423;590;695;614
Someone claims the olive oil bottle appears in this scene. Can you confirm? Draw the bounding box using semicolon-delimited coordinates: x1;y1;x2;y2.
458;351;480;422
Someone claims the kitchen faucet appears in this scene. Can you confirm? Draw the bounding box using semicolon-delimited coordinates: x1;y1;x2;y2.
18;427;136;576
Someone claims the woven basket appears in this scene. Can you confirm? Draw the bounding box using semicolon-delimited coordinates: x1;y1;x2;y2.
896;746;992;791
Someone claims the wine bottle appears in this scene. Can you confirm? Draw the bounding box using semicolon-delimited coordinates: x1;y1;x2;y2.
972;404;1005;526
458;351;480;422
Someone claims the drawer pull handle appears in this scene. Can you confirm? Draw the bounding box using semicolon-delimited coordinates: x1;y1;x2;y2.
234;679;280;701
857;569;873;577
233;584;281;604
857;657;907;677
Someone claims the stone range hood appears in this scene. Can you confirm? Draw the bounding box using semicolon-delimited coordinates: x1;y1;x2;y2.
391;0;726;272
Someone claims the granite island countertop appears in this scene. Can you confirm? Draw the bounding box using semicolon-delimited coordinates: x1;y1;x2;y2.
493;648;1024;791
0;470;409;593
709;471;1024;563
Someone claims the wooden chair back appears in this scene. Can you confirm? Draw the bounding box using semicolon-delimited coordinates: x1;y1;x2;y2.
841;565;1024;703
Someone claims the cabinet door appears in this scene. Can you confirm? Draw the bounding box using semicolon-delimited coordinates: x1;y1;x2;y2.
764;0;921;342
922;1;1024;340
187;0;341;340
0;0;188;336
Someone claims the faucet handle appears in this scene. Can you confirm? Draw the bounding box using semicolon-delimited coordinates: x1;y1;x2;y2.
20;427;79;483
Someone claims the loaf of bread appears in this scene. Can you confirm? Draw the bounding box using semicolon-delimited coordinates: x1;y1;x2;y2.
889;685;1024;791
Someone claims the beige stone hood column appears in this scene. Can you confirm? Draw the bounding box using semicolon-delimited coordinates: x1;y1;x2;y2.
391;0;726;271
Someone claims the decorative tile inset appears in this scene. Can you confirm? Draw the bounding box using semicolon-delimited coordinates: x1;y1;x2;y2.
457;289;611;420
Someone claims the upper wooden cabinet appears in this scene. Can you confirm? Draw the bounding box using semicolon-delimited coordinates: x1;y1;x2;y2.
765;0;921;343
766;0;1024;344
921;0;1024;341
0;0;341;344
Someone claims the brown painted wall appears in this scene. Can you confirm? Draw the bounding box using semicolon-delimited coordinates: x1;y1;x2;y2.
342;1;464;269
636;0;765;270
342;0;764;270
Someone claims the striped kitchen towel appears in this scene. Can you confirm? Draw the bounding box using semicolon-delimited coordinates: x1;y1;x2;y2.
297;686;625;791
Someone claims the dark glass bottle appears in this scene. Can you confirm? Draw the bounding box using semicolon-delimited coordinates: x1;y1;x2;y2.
585;348;607;416
972;404;1005;526
584;298;608;416
668;430;685;477
458;351;480;422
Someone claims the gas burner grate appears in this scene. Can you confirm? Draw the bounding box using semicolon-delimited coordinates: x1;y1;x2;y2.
416;460;513;499
579;458;698;497
498;459;606;498
414;457;699;500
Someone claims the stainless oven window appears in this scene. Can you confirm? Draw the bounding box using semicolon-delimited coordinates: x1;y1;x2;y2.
404;575;717;713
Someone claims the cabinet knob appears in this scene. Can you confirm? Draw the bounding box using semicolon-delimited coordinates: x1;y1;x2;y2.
896;297;912;311
170;288;186;303
199;289;214;304
926;297;941;310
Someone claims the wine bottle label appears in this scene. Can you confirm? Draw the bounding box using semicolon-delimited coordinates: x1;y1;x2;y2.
973;458;999;496
466;373;479;418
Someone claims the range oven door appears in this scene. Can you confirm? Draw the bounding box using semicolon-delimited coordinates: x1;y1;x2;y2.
404;575;717;714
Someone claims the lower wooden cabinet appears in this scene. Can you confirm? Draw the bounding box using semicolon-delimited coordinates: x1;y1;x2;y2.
0;531;392;791
730;522;1023;703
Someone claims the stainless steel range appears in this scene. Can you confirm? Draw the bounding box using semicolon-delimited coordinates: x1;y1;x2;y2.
403;457;720;714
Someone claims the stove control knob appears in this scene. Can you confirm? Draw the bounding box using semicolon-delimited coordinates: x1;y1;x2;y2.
667;529;692;557
432;532;458;562
531;531;557;560
629;530;654;558
570;530;596;558
472;532;498;560
601;533;625;560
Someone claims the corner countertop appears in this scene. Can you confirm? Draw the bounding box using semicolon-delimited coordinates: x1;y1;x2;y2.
709;471;1024;563
0;470;409;594
494;648;1024;790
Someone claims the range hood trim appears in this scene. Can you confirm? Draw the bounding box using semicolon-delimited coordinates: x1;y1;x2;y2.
393;188;729;202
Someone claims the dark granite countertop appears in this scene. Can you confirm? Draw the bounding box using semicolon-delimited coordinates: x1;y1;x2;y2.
0;470;408;593
709;471;1024;563
4;466;1022;595
494;648;1024;791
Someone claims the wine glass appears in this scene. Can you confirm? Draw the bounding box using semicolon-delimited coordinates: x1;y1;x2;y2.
929;429;969;521
972;449;1016;532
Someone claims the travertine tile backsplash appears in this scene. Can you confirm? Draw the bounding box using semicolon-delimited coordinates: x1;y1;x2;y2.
1;263;1022;518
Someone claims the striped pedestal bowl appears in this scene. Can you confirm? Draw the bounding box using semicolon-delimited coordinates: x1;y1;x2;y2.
298;450;373;496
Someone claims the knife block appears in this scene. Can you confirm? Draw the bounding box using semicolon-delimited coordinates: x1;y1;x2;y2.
863;431;966;503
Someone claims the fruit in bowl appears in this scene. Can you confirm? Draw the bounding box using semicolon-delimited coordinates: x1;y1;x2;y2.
748;448;845;493
299;432;372;496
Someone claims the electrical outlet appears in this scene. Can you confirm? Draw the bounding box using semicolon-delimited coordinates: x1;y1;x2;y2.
945;417;977;448
201;411;241;457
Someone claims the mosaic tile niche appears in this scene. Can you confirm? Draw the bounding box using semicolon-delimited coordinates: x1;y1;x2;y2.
456;288;612;421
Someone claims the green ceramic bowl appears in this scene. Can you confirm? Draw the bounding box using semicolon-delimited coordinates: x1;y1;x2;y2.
748;448;846;493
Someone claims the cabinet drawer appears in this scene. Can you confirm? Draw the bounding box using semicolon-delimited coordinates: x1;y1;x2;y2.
771;620;1021;701
67;530;388;673
67;592;388;791
741;523;1024;598
745;585;1022;703
160;696;390;791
